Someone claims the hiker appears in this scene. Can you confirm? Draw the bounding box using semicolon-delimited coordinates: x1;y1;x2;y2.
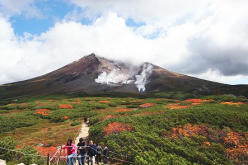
84;117;87;123
102;144;109;164
62;139;77;165
88;140;97;165
77;138;87;165
95;143;102;164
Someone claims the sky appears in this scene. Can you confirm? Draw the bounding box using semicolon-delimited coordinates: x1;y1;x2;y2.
0;0;248;85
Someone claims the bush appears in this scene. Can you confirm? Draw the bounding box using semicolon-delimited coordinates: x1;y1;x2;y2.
127;105;140;108
0;114;38;133
0;137;44;164
108;102;118;107
90;103;108;109
70;121;82;126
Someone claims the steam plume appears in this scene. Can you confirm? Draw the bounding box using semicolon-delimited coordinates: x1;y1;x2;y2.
95;69;131;85
134;63;153;92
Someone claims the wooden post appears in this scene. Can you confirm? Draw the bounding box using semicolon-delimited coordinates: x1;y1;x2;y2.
47;153;50;165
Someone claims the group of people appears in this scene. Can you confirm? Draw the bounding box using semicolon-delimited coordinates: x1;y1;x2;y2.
62;138;109;165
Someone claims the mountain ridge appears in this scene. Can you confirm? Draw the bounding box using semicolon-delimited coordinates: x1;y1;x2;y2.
0;53;248;99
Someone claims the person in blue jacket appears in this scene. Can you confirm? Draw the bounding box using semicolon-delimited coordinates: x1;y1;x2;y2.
87;140;97;165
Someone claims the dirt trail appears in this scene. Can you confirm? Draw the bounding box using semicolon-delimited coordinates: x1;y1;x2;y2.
75;122;89;165
75;122;89;145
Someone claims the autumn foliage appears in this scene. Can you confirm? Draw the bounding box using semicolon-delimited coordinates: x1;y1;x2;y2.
221;102;244;107
103;122;132;135
170;124;209;139
98;100;111;104
165;103;190;109
63;116;69;120
35;109;51;116
224;132;248;162
59;104;73;109
36;146;58;156
184;99;213;103
116;109;130;113
139;103;155;108
104;115;113;120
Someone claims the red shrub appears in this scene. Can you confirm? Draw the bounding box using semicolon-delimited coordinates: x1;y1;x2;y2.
36;146;58;156
63;116;69;120
59;104;73;109
35;109;51;116
103;122;132;135
140;103;155;108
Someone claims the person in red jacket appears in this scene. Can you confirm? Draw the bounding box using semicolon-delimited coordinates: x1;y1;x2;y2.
62;139;77;165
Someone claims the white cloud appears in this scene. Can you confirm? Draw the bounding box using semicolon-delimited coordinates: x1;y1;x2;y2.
0;0;41;18
190;69;248;85
1;0;248;85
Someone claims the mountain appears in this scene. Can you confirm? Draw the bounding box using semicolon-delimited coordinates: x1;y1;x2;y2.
0;53;247;99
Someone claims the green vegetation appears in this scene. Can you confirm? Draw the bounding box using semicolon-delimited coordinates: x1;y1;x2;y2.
0;94;247;164
0;137;44;165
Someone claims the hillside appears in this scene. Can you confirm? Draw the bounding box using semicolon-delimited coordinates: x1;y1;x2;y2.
0;94;248;164
3;53;246;100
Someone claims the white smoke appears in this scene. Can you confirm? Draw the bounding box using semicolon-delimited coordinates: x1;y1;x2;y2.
95;69;132;85
134;63;154;92
94;63;154;92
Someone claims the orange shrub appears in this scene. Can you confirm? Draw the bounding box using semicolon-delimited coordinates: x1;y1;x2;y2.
116;109;131;113
225;132;248;162
104;115;113;120
184;99;213;103
98;100;110;104
35;109;51;116
170;124;208;139
140;103;155;108
63;116;69;120
221;102;244;107
226;143;248;161
36;146;58;156
165;103;190;109
224;132;243;146
103;122;132;135
59;104;73;109
203;142;211;146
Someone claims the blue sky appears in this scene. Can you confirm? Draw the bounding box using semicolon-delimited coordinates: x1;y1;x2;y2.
9;1;86;36
0;0;248;85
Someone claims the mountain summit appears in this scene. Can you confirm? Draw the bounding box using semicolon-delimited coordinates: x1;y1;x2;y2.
1;53;246;98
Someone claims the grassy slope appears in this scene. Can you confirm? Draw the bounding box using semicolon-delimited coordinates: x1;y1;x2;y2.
0;93;248;164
